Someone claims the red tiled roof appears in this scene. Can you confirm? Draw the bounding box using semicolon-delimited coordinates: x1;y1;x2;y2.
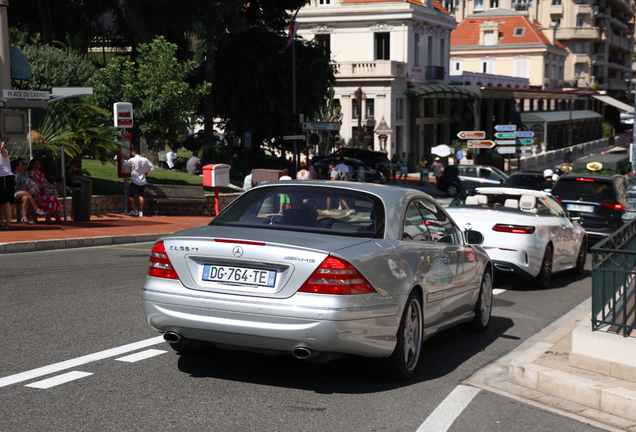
451;14;559;47
342;0;450;14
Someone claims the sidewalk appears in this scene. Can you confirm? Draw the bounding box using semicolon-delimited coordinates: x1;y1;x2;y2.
468;301;636;431
0;213;212;254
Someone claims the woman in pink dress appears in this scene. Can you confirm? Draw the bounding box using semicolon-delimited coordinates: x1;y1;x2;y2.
28;158;62;224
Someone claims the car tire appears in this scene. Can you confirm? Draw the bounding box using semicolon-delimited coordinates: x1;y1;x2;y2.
533;244;553;289
167;337;212;355
460;270;493;333
569;238;587;276
446;183;460;197
384;290;423;381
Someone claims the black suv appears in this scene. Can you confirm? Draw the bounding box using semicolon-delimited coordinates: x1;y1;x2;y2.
436;164;509;197
551;173;629;243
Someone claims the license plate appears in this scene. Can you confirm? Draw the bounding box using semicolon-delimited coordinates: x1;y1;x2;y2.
202;265;277;287
567;204;594;213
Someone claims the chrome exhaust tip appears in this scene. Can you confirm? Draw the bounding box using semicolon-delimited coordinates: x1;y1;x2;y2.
292;347;314;360
163;332;182;343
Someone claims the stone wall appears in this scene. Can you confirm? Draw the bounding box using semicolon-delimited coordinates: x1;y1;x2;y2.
13;193;241;218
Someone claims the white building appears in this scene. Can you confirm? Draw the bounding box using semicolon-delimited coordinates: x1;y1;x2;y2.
297;0;456;160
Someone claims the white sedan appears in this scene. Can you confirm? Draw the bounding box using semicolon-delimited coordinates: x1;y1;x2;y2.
445;187;587;289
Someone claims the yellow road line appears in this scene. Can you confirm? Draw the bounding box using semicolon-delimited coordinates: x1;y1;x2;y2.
98;247;151;251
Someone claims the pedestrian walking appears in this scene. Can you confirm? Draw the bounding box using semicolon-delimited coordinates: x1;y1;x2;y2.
123;146;155;217
0;141;14;230
399;152;408;183
432;157;443;184
417;157;429;186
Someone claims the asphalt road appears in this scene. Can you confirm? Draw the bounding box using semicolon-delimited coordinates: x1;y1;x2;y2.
0;240;605;432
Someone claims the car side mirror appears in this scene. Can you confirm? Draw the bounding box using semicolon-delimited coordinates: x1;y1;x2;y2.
464;230;484;245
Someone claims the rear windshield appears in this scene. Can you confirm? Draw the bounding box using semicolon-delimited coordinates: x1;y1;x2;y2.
211;185;385;238
551;178;616;201
504;174;544;190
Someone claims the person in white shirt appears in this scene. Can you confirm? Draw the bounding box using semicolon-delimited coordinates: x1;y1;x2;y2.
243;171;253;191
335;157;350;181
0;141;14;230
123;146;155;217
296;163;311;180
166;148;179;170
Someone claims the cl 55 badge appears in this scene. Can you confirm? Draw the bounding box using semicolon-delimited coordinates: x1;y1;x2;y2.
170;246;198;251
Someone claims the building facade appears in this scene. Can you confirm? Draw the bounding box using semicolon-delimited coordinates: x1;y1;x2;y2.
450;9;568;90
297;0;456;159
449;0;635;96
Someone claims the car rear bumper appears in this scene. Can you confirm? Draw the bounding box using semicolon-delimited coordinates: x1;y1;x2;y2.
142;288;400;357
491;260;535;279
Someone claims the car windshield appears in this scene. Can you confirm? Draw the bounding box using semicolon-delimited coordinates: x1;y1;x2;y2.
211;185;385;238
449;190;547;213
551;179;616;201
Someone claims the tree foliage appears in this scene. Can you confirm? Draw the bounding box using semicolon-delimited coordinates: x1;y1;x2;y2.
89;36;211;151
11;44;97;91
213;28;335;152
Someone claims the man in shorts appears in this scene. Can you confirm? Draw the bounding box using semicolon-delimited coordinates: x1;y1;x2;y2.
123;146;155;217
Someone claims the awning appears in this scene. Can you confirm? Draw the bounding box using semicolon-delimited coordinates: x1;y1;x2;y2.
406;84;481;99
521;110;602;123
10;46;32;80
592;95;634;114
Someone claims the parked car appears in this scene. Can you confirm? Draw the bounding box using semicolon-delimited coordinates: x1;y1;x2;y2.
143;182;492;380
436;164;509;197
445;187;587;289
550;173;628;243
503;171;549;191
314;148;391;178
314;156;385;183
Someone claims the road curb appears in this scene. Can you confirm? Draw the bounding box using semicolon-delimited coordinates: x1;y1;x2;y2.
0;233;167;254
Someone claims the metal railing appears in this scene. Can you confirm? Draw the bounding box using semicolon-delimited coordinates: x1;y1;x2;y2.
591;217;636;337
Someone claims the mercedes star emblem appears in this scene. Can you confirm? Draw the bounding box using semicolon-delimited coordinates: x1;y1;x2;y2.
232;246;244;257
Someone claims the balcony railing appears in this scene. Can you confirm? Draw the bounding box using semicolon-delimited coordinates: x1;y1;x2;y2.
555;27;600;39
425;66;445;80
591;217;636;337
609;78;628;90
333;61;407;79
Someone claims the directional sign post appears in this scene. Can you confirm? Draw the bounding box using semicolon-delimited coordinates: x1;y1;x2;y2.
283;135;305;140
467;140;495;149
516;131;534;138
495;132;516;139
302;122;339;131
517;138;534;145
457;131;486;140
497;146;533;155
495;125;517;132
495;140;517;145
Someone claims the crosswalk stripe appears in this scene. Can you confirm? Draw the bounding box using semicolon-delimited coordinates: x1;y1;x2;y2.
116;349;167;363
25;371;93;389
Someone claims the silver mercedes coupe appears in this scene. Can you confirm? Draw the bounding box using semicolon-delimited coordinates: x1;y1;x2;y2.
142;181;493;380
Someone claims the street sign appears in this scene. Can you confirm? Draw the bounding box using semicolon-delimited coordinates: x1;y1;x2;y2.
497;146;533;154
495;125;517;132
457;131;486;139
283;135;305;140
516;131;534;138
467;140;495;149
517;138;534;145
495;140;517;145
302;122;339;131
495;132;516;139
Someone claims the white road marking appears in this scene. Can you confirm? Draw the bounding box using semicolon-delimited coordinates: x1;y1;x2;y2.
25;371;93;389
0;336;164;389
493;288;507;295
115;349;167;363
416;385;481;432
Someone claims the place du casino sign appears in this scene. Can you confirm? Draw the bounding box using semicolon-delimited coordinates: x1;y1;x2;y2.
3;90;51;100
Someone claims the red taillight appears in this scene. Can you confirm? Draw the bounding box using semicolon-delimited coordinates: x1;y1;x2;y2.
601;202;624;210
148;241;179;279
493;224;536;234
576;178;595;182
299;256;376;295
